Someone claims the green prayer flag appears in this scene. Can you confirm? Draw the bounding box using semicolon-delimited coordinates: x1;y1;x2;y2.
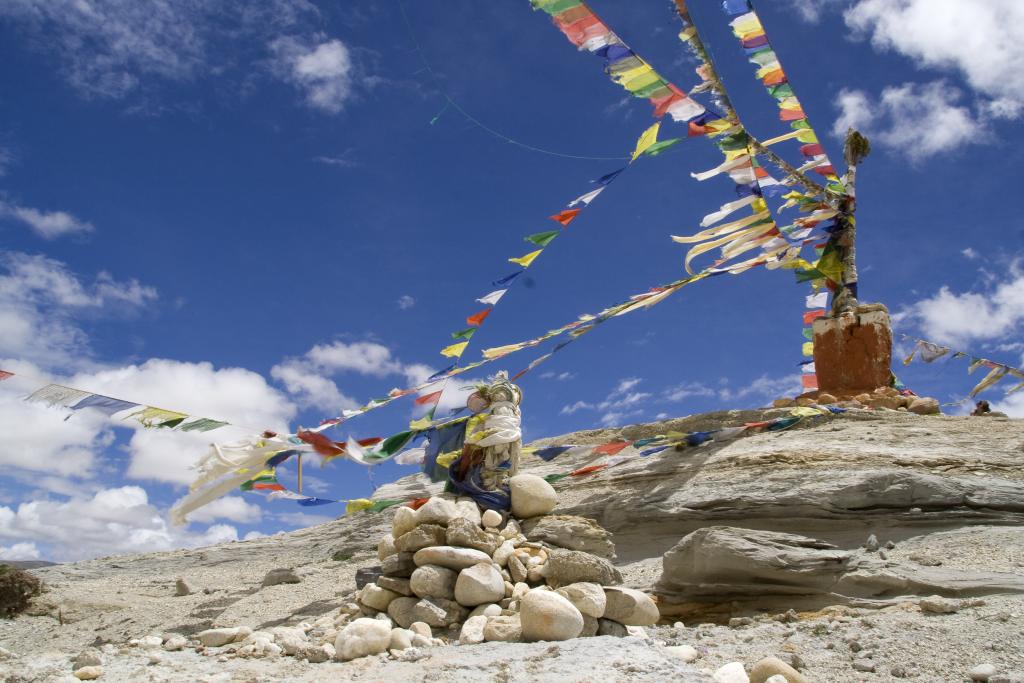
380;431;414;456
631;79;670;99
157;417;186;429
717;131;751;151
642;138;683;157
802;327;814;340
451;327;477;341
531;0;581;14
525;230;559;247
545;473;570;483
368;499;404;513
815;242;844;283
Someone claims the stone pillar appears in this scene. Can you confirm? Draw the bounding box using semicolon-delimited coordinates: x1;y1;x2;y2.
811;304;892;395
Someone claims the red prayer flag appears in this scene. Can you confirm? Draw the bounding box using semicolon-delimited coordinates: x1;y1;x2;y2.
779;107;806;121
593;441;631;455
549;209;581;226
801;374;819;390
297;429;344;457
0;370;12;381
812;165;836;177
407;497;430;510
570;464;608;477
688;121;707;137
414;390;443;406
800;143;824;157
466;308;492;327
762;70;787;86
803;309;826;325
253;482;285;491
552;4;591;26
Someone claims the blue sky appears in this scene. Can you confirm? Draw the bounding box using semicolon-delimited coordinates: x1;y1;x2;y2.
1;0;1022;561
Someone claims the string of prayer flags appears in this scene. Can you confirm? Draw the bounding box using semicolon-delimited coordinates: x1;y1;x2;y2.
529;0;706;124
25;384;92;408
900;334;1024;399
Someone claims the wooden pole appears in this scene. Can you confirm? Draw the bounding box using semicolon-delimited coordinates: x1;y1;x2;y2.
832;128;871;315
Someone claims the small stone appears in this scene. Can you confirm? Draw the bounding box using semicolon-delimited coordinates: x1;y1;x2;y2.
162;636;186;652
852;659;876;673
728;617;753;628
541;548;622;588
764;677;788;683
389;628;413;651
416;497;459;526
748;656;808;683
508;554;527;583
890;666;909;678
970;664;998;682
909;553;943;567
555;582;606;618
664;645;699;663
459;615;488;644
336;618;392;661
455;563;506;607
261;568;301;587
483;615;523;642
392;506;418;539
455;499;482;526
410;597;468;628
382;552;416;578
854;393;872;403
468;603;502;619
580;614;599;637
919;595;959;614
816;393;837;404
864;534;879;552
386;597;419;628
302;644;332;663
772;398;796;408
878;549;889;560
596;618;628;637
138;636;163;649
408;622;431;638
395;524;447;553
499;519;521;541
908;397;940;415
196;628;240;647
602;587;659;626
355;566;383;588
359;584;400;612
174;578;191;596
492;540;515;568
520;589;584;641
508;474;558;519
713;662;750;683
73;651;103;669
73;666;103;680
795;397;815;407
413;546;492;571
446;518;501;555
482;509;502;528
410;565;458;600
378;535;397;561
377;576;412;596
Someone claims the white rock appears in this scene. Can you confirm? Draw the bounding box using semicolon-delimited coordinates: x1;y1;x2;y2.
413;546;492;570
73;667;102;680
196;627;240;648
271;627;309;655
500;519;521;540
555;583;606;618
138;636;162;649
378;535;397;561
416;497;458;526
410;565;458;600
512;582;530;600
409;622;432;639
482;509;502;528
625;626;648;639
410;634;432;648
969;664;998;681
765;677;788;683
519;589;584;641
603;587;659;626
468;603;502;619
459;615;488;645
713;662;750;683
919;595;959;614
455;498;482;526
492;540;515;567
336;618;392;661
73;651;103;669
360;584;400;611
392;506;418;539
389;628;413;651
509;474;558;518
664;645;699;663
162;636;186;652
455;562;506;607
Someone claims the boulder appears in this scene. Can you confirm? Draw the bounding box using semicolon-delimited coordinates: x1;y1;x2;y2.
386;597;419;629
446;518;501;555
410;597;467;628
336;618;391;661
196;627;240;647
455;562;506;607
909;397;940;415
522;515;616;559
602;587;659;626
555;582;606;618
483;615;523;642
455;498;482;526
261;568;301;587
416;497;458;526
459;615;488;645
509;474;558;518
395;524;447;553
520;589;584;641
413;546;492;571
358;584;399;612
410;565;458;600
381;552;416;578
392;505;419;539
482;509;503;528
596;618;628;637
749;657;808;683
580;614;599;637
378;536;397;561
541;548;623;588
376;576;412;597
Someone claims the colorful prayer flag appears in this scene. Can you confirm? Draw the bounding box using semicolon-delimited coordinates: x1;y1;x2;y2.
631;121;661;161
440;341;468;358
508;250;542;268
466;308;493;326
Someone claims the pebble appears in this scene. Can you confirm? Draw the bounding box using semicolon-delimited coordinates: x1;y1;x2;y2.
919;596;960;614
865;534;879;552
261;568;301;587
73;667;103;680
481;509;502;528
852;658;876;673
664;645;699;663
174;578;191;596
970;664;998;682
713;661;750;683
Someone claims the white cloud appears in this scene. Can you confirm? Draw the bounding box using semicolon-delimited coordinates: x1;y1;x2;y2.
270;360;356;411
560;400;594;415
539;371;574;381
664;381;717;402
896;271;1024;346
397;295;416;310
270;37;354;114
599;410;642;428
613;378;641;394
0;147;13;177
845;0;1024;112
0;542;41;561
962;248;979;260
719;374;801;403
0;486;240;561
788;0;844;23
313;153;358;168
990;392;1024;419
833;82;978;161
0;200;94;239
179;495;262;524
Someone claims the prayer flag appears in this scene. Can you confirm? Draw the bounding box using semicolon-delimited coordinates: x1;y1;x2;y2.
477;289;507;305
451;327;477;341
802;309;826;325
806;291;828;308
492;271;523;287
593;441;630;455
549;209;581;226
178;417;230;432
642;138;683;157
568;187;605;207
0;370;12;381
69;394;141;417
802;341;814;357
466;308;492;326
525;230;560;247
440;342;468;358
508;250;542;268
427;364;455;382
631;121;661;161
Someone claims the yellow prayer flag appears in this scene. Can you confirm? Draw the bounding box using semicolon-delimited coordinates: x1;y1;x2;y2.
440;341;468;358
409;417;433;431
345;498;375;515
610;63;651;85
796;129;819;144
482;343;522;360
436;451;459;468
631;122;661;161
509;249;542;267
802;342;814;357
790;406;828;418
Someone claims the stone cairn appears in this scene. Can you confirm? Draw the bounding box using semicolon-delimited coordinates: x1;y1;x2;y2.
359;472;658;653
